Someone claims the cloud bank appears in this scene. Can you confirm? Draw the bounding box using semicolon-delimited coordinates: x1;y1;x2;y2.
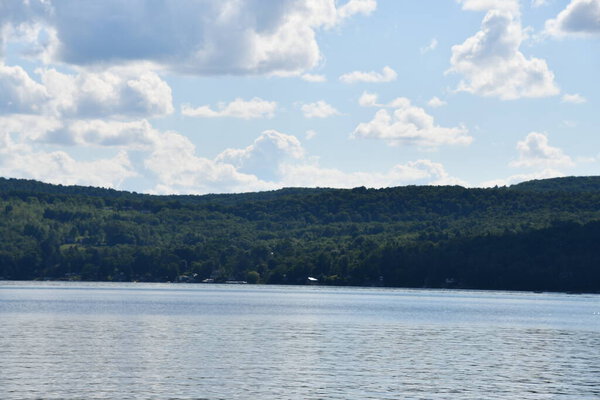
1;0;377;76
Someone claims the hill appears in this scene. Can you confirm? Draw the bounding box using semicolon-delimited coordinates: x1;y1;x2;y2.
1;176;599;292
509;176;600;192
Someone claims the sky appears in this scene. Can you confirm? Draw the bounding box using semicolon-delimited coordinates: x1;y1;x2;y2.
0;0;599;194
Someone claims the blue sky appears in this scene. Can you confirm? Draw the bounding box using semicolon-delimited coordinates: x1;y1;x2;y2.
0;0;599;194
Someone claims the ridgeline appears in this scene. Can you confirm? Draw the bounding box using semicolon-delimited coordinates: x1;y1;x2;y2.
1;176;600;292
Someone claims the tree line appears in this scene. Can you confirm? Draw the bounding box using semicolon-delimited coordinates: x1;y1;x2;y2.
1;176;600;292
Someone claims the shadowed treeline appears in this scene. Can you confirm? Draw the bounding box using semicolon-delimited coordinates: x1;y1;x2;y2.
1;176;600;292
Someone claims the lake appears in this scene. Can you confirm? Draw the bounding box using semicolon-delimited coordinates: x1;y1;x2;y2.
1;282;599;399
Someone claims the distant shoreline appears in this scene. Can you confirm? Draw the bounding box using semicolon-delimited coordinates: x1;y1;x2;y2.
1;279;597;295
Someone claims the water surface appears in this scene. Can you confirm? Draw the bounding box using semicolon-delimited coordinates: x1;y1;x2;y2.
1;282;599;399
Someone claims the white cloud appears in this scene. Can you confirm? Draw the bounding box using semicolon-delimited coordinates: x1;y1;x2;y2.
0;139;136;188
531;0;549;7
301;100;340;118
510;132;574;168
339;66;397;84
358;92;413;109
0;114;61;143
352;97;472;147
305;129;317;140
420;38;438;54
480;169;565;187
481;131;575;187
545;0;600;37
44;119;158;148
1;112;469;194
181;97;276;119
449;8;559;100
561;93;587;103
2;117;278;194
338;0;377;19
216;130;304;181
1;1;376;77
0;0;51;59
144;130;275;195
428;96;447;108
145;127;466;193
358;91;382;107
0;64;173;119
40;67;174;118
280;159;467;188
0;63;48;114
0;114;120;192
457;0;520;13
301;73;327;82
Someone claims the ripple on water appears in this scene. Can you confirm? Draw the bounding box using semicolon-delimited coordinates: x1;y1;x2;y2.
1;283;599;399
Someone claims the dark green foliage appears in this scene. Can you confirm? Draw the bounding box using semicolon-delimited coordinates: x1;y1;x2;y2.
1;176;599;292
510;176;600;193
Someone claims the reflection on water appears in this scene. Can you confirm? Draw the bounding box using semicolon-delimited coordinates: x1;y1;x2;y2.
1;282;599;399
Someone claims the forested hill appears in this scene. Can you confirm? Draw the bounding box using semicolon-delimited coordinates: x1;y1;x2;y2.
509;176;600;193
1;176;600;292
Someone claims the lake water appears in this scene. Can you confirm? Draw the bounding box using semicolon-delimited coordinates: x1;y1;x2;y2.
1;282;599;399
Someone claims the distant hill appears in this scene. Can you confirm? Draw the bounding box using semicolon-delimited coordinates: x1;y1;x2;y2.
1;176;599;292
510;176;600;192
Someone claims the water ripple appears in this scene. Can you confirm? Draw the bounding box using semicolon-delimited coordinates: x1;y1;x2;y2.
1;283;599;399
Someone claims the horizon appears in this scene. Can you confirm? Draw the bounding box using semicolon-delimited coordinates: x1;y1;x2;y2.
1;174;595;197
0;0;599;195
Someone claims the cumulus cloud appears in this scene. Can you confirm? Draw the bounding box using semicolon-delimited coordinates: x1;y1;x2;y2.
358;91;382;107
0;63;48;114
510;132;574;168
358;92;421;109
0;114;274;194
427;96;447;108
449;7;559;100
181;97;276;119
338;0;377;19
301;101;340;118
144;130;275;195
0;137;136;188
146;131;465;193
143;126;466;193
352;97;471;147
0;0;52;59
339;66;397;84
301;73;326;82
0;114;122;189
1;0;376;76
41;67;174;118
0;64;173;118
1;110;468;193
216;130;304;181
545;0;600;37
43;119;158;148
561;93;587;103
480;131;574;187
0;114;61;143
280;159;467;188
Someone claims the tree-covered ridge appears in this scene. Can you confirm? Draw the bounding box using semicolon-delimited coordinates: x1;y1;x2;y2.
1;176;600;292
509;176;600;193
